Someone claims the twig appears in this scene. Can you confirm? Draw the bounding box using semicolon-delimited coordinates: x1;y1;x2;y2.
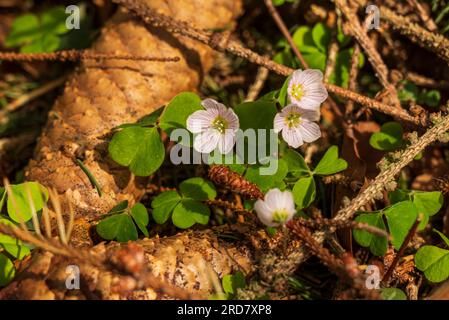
382;215;422;284
263;0;308;68
1;76;67;114
406;0;438;32
380;6;449;65
406;72;449;90
112;0;420;125
335;0;400;107
345;44;361;115
0;50;180;63
246;65;269;101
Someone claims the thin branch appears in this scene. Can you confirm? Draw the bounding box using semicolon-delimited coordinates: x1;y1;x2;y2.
246;65;269;101
381;6;449;65
263;0;308;68
382;215;422;284
0;50;180;63
406;0;438;32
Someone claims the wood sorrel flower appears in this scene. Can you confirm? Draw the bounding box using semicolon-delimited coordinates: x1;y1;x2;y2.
288;69;328;109
274;104;321;148
254;188;296;227
187;98;239;154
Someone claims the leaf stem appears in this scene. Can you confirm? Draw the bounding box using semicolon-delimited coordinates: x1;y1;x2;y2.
75;159;103;197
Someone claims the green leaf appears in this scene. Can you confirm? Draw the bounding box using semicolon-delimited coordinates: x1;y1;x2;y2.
380;288;407;300
302;52;327;70
151;191;181;224
244;159;288;192
0;219;30;259
313;146;347;175
130;203;149;237
116;107;164;129
40;6;69;35
0;188;5;212
292;26;319;54
388;189;409;204
109;200;129;214
96;213;138;243
353;212;388;256
292;176;316;210
234;101;277;131
172;200;210;229
278;75;292;107
282;149;310;178
412;191;443;217
6;182;49;224
222;271;246;296
434;229;449;248
0;253;15;287
311;22;331;53
108;126;165;177
384;201;419;250
415;245;449;283
159;92;202;133
398;81;419;102
369;122;404;151
179;177;217;201
422;89;441;107
5;14;40;47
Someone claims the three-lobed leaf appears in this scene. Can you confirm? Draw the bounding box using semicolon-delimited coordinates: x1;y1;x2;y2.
159;92;202;133
109;126;165;177
369;122;403;151
313;146;347;175
151;191;181;224
415;245;449;283
353;212;388;256
179;177;217;201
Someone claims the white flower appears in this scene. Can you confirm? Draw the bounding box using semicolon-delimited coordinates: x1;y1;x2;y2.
287;69;328;109
274;104;321;148
186;98;239;154
254;188;296;227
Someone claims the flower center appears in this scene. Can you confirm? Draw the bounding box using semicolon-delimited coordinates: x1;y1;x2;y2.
291;83;304;101
272;209;290;224
285;111;302;128
212;116;228;134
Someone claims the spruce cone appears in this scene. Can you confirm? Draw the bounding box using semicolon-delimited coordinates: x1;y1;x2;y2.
208;165;263;200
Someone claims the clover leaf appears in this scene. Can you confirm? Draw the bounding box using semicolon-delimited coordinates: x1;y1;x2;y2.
353;201;418;255
0;219;30;260
2;182;49;224
353;211;388;256
244;159;288;192
370;122;404;151
282;149;310;178
415;245;449;283
5;6;70;53
109;126;165;177
159;92;203;133
96;202;149;242
380;288;407;300
388;189;443;230
0;253;15;287
313;145;348;175
151;178;216;229
292;176;316;210
222;271;246;298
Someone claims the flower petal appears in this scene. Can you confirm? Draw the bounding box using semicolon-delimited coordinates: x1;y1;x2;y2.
217;130;236;154
202;98;227;113
299;120;321;143
282;127;304;148
254;199;279;228
297;106;321;122
222;108;240;130
187;110;215;133
193;129;220;154
273;113;285;133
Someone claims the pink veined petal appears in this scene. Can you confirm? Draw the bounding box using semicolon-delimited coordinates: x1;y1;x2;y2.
273;113;286;133
297;107;321;122
282;126;304;148
223;108;240;130
254;200;279;228
298;69;324;87
278;190;295;212
289;69;304;84
299;86;328;109
217;130;236;154
193;129;220;154
299;120;321;143
202;98;227;113
186;110;215;133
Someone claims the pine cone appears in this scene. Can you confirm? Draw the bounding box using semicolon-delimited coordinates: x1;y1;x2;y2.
208;165;263;200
